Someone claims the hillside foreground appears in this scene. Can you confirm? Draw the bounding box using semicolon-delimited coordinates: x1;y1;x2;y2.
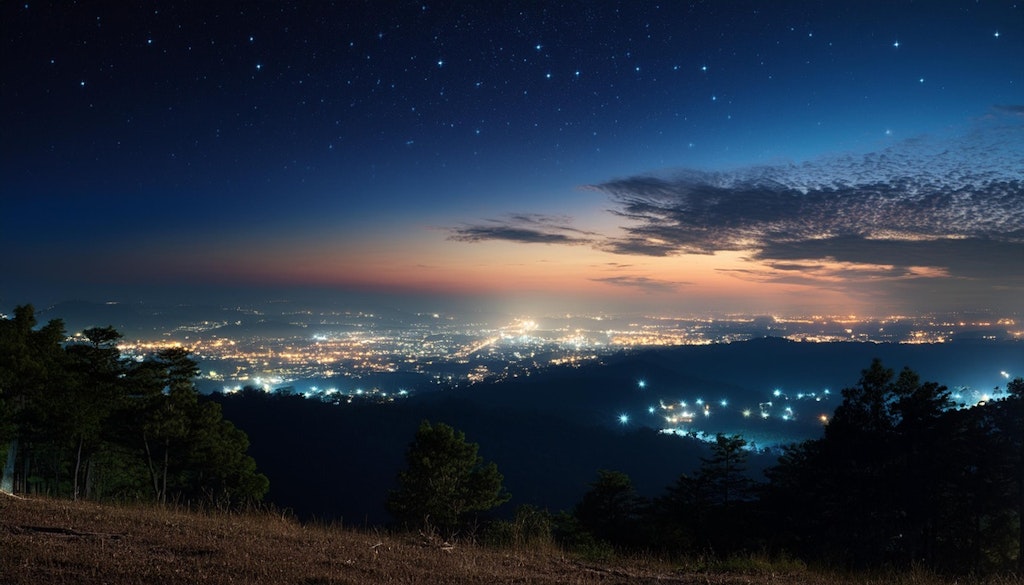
1;495;1020;585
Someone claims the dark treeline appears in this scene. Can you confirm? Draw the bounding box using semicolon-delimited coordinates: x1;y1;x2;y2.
563;360;1024;574
0;305;267;506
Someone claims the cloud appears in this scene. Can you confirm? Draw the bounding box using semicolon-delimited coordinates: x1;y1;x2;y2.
994;104;1024;115
753;237;1024;279
586;109;1024;281
448;214;595;245
591;275;691;293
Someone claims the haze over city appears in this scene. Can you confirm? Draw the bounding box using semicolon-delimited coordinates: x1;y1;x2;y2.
2;2;1022;317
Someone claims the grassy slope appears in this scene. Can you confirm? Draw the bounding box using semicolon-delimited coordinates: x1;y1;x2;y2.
0;495;1017;585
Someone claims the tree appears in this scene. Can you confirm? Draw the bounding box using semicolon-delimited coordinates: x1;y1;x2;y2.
698;433;752;508
181;399;269;507
63;326;125;499
573;469;644;549
994;377;1024;572
125;347;267;506
388;420;509;533
761;360;1002;570
0;305;68;494
658;434;756;555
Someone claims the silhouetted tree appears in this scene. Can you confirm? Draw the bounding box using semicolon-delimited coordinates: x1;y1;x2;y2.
761;359;1020;571
574;469;645;549
1;306;267;507
63;326;125;499
698;433;752;508
651;434;759;556
388;420;509;534
181;398;269;506
650;471;705;552
993;377;1024;572
126;348;267;506
0;305;68;494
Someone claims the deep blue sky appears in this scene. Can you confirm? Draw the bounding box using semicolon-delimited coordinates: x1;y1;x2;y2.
2;2;1022;316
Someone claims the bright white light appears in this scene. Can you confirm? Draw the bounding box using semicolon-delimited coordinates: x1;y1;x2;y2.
618;413;630;425
647;406;656;414
719;399;728;407
1001;371;1010;379
695;398;704;405
773;389;782;397
742;409;752;418
637;380;647;389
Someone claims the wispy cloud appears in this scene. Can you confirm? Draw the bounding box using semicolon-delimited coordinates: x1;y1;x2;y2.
590;275;691;293
448;214;596;245
585;109;1024;284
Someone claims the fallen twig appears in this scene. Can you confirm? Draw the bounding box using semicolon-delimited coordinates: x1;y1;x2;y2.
14;525;128;540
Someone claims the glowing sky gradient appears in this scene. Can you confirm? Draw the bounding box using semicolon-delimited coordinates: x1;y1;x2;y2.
2;2;1022;316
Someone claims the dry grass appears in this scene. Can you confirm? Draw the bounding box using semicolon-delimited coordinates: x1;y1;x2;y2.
0;494;1019;585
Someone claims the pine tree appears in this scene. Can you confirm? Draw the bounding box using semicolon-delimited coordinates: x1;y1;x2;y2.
388;420;509;533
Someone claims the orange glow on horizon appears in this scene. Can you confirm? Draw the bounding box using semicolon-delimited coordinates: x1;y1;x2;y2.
110;226;909;315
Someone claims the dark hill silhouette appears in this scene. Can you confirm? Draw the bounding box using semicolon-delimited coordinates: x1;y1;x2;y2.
214;389;719;525
417;338;1021;445
215;338;1021;524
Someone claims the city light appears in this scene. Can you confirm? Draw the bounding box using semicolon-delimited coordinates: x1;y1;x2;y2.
102;308;1021;448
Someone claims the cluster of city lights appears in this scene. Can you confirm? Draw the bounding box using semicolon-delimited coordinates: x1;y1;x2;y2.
616;370;1017;447
617;378;837;436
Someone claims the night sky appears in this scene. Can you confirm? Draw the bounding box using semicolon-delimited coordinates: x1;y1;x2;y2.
3;1;1022;316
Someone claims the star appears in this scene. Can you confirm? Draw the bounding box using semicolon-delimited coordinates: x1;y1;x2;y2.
893;40;900;48
994;31;1000;38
